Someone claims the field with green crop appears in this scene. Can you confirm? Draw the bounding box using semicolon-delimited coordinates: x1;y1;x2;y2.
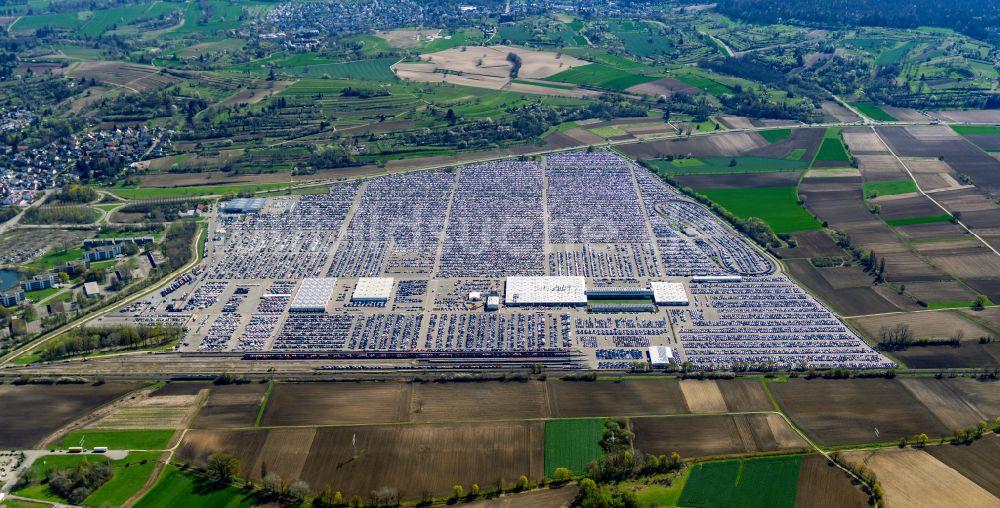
852;103;897;122
814;130;851;163
697;186;821;233
863;179;918;198
278;57;398;80
884;214;953;226
672;71;733;95
951;125;1000;135
759;129;792;143
134;466;257;508
678;456;802;508
60;429;176;451
648;156;808;175
105;182;289;200
544;418;605;476
544;64;658;91
15;452;162;507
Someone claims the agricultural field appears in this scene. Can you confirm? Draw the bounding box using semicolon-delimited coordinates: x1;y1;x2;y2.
14;451;163;507
0;384;143;449
696;186;822;234
678;455;802;508
543;418;604;476
544;63;659;91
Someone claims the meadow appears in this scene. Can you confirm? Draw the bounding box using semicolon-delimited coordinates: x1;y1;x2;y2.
814;129;851;163
543;418;605;476
677;456;803;508
852;103;897;121
697;186;822;233
59;429;177;450
863;179;918;198
133;466;257;508
544;64;658;91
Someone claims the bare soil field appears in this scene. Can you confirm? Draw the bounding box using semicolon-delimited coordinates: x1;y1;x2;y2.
794;455;870;508
821;101;861;123
926;110;1000;123
546;379;688;417
152;381;212;396
878;127;1000;194
906;158;963;191
961;307;1000;331
260;382;410;426
619;132;765;159
717;116;755;130
675;171;802;190
678;380;727;413
778;230;846;259
842;448;1000;508
67;61;179;91
178;421;545;497
191;383;267;429
0;383;142;448
816;267;877;289
376;29;442;48
856;154;905;180
899;378;989;430
410;381;548;422
926;250;1000;280
89;392;202;430
216;80;292;108
626;77;698;96
466;485;578;508
962;135;1000;152
895;221;969;241
784;259;902;316
901;281;979;303
632;414;805;458
943;378;1000;418
926;437;1000;498
893;341;1000;368
881;106;929;122
769;379;953;445
967;278;1000;303
747;127;822;160
876;194;946;221
717;379;773;412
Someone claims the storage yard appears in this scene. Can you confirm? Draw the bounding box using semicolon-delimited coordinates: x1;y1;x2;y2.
91;152;891;371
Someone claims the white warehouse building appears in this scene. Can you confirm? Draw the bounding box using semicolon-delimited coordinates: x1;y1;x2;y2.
289;277;338;312
651;281;689;306
352;277;394;302
504;276;587;306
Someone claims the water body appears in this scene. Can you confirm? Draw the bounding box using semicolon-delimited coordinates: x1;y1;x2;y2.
0;269;22;292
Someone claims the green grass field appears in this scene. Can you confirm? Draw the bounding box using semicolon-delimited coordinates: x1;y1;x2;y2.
672;70;733;95
544;418;605;477
786;148;807;160
510;79;576;90
279;57;398;80
759;129;792;143
814;130;851;163
648;156;808;175
543;64;658;91
105;182;289;200
678;456;803;508
27;247;84;270
951;125;1000;135
10;12;83;31
885;214;953;226
852;103;897;122
15;452;162;507
863;179;918;198
60;429;176;451
877;41;918;65
697;186;821;233
134;466;257;508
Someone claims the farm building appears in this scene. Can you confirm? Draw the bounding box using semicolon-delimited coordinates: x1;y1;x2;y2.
651;282;689;306
220;197;267;214
504;276;587;306
352;277;394;302
648;346;674;367
289;277;338;312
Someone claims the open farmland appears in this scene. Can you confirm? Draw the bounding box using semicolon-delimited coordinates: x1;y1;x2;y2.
191;383;267;429
926;438;1000;498
678;455;802;508
544;63;658;91
0;383;142;448
842;448;1000;508
696;186;821;234
632;414;806;457
793;455;870;508
543;418;604;476
176;422;544;498
768;379;959;445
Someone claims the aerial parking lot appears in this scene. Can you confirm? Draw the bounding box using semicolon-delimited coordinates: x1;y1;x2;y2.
92;152;892;371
